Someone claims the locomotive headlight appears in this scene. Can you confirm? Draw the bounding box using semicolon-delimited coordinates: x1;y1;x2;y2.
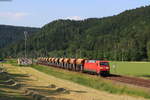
100;67;103;69
106;67;109;69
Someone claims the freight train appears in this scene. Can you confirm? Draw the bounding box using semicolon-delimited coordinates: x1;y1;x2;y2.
37;57;110;76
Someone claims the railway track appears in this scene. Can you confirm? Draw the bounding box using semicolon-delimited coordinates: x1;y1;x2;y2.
38;63;150;89
105;74;150;88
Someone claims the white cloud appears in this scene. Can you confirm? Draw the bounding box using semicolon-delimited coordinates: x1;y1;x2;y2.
65;16;83;20
0;12;29;20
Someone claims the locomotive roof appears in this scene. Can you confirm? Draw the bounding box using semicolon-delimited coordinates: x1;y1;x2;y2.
86;59;109;62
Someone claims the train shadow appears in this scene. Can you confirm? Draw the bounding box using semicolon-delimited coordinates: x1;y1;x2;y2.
138;75;150;78
103;74;121;77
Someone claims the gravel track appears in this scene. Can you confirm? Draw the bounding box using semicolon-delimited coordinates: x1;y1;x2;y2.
105;74;150;88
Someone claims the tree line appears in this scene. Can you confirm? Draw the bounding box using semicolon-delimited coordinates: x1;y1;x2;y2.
1;5;150;61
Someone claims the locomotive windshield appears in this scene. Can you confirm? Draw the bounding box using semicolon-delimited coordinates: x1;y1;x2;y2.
100;62;109;66
86;60;96;63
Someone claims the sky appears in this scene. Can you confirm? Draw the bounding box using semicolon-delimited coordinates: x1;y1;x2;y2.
0;0;149;27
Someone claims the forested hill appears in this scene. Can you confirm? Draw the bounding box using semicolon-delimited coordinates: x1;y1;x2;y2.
0;25;39;49
2;5;150;61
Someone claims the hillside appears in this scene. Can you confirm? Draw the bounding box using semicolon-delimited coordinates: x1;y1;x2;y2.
2;6;150;61
0;25;39;49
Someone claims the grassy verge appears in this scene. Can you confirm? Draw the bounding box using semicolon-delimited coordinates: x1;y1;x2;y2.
2;59;18;66
30;64;150;99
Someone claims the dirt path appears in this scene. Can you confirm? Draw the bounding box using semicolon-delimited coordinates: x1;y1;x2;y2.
3;64;150;100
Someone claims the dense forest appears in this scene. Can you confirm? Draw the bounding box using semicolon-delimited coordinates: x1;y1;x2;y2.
1;5;150;61
0;25;39;49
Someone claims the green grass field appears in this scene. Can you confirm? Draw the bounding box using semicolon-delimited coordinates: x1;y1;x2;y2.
110;62;150;78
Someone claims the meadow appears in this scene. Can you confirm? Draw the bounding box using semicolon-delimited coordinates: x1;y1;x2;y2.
110;62;150;78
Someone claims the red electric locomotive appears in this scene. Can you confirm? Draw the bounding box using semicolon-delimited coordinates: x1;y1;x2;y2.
83;60;110;75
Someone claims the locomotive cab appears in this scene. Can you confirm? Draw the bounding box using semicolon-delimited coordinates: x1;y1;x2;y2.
99;61;110;76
